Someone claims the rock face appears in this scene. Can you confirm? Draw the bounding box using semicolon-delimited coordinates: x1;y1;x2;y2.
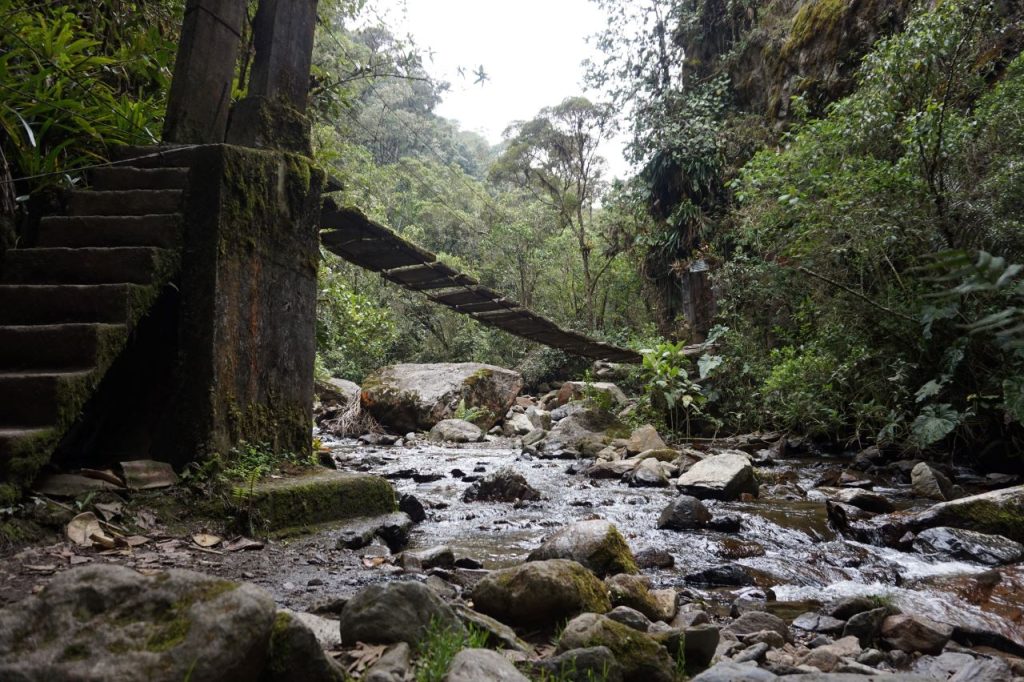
338;581;462;646
658;495;712;530
912;527;1024;566
428;419;483;443
557;613;676;682
0;565;277;682
361;363;523;431
677;453;757;500
528;519;638;577
471;560;611;627
912;462;956;501
443;648;528;682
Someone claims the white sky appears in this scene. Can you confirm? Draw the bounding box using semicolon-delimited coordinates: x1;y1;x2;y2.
372;0;633;179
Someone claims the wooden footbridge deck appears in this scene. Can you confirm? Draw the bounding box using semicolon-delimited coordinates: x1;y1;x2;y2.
320;200;641;364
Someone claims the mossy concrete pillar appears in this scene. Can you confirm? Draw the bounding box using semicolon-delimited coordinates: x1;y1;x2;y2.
156;144;324;462
163;0;246;144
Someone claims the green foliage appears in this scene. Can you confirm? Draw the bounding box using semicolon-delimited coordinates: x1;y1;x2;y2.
637;341;709;436
453;399;492;427
414;619;488;682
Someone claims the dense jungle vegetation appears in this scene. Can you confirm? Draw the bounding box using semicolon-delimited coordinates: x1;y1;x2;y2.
1;0;1022;465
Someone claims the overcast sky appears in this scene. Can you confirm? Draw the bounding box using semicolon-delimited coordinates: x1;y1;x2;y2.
372;0;633;179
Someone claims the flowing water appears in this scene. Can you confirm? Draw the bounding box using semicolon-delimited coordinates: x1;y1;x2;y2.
320;435;1024;650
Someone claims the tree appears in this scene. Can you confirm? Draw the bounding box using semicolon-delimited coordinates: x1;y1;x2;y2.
491;96;617;329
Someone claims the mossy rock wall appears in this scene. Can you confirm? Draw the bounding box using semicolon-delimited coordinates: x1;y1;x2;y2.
157;144;324;463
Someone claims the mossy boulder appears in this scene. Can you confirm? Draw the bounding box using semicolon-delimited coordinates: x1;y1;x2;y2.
0;564;276;682
557;613;676;682
338;581;462;646
240;469;396;535
528;519;638;577
909;485;1024;543
605;574;672;623
471;559;611;628
360;362;523;432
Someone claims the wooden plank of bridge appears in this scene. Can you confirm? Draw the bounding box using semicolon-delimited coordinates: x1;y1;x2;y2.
318;204;642;364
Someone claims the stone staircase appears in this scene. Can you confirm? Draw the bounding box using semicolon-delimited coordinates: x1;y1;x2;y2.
0;161;188;501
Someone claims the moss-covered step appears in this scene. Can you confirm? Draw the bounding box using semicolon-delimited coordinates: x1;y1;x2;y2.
237;470;397;535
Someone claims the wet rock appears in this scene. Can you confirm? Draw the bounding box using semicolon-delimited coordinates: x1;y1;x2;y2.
912;527;1024;566
880;614;952;655
444;648;528;682
528;646;624;682
399;493;426;523
634;548;675;569
818;487;896;513
546;407;626;456
629;458;670;487
338;581;462;646
733;642;770;663
691;661;777;681
626;424;667;455
607;606;653;631
336;512;413;551
264;611;347;682
658;494;712;530
557;613;676;682
0;565;276;682
683;624;720;672
528;519;638;577
361;362;522;431
827;596;877;620
707;515;744;533
471;559;611;627
359;433;400;446
605;574;670;622
400;546;455;571
912;462;956;501
792;612;845;635
429;419;483;443
724;611;789;642
672;609;710;628
677;453;758;501
463;468;541;503
843;606;888;646
453;604;531;653
362;642;411;682
684;564;756;587
587;459;638;479
718;538;764;558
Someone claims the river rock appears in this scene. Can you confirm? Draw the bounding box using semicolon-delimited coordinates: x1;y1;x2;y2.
528;519;638;576
429;419;483;443
626;424;667;455
607;606;653;631
443;648;528;682
723;611;789;642
677;453;758;500
362;643;411;682
361;363;522;431
529;646;625;682
471;559;611;627
557;381;629;407
912;526;1024;566
658;494;712;530
0;565;277;682
629;458;670;487
545;407;626;456
587;459;638;478
827;596;877;620
684;564;755;587
691;661;778;681
843;606;888;646
463;468;541;503
400;545;455;571
880;614;952;655
265;611;348;682
792;612;846;635
605;574;669;622
504;412;535;436
336;512;413;551
339;581;462;646
911;462;956;501
819;487;896;513
557;613;676;682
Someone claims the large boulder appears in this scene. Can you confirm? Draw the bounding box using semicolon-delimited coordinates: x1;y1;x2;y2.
463;468;541;503
361;363;523;431
0;565;277;682
912;527;1024;566
428;419;483;443
557;613;676;682
528;519;638;577
911;462;956;501
881;614;952;655
677;453;758;501
338;581;462;646
545;407;627;456
471;560;611;627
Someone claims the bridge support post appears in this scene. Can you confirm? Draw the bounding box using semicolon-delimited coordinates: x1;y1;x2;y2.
162;0;246;144
227;0;319;153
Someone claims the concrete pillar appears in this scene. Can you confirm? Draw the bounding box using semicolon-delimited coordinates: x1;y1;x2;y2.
227;0;319;153
163;0;246;144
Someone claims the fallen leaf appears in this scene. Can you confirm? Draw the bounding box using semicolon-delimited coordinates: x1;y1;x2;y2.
89;532;116;550
93;501;124;521
345;642;388;675
361;556;388;568
224;537;264;552
191;533;222;548
69;556;91;565
125;535;151;547
67;512;103;547
24;564;58;573
79;469;125;487
135;509;158;530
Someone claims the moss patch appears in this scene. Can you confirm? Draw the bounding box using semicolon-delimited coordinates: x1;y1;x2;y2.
592;524;639;576
783;0;850;58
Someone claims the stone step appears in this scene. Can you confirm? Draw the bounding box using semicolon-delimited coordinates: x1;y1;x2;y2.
0;427;54;464
37;214;182;248
0;370;93;428
0;323;126;371
0;284;146;324
69;189;183;216
90;166;189;191
0;247;174;285
111;145;196;169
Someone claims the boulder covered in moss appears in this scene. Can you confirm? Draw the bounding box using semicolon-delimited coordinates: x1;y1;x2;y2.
338;581;462;646
528;519;638;577
360;363;523;432
0;565;277;682
557;613;676;682
471;559;611;628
